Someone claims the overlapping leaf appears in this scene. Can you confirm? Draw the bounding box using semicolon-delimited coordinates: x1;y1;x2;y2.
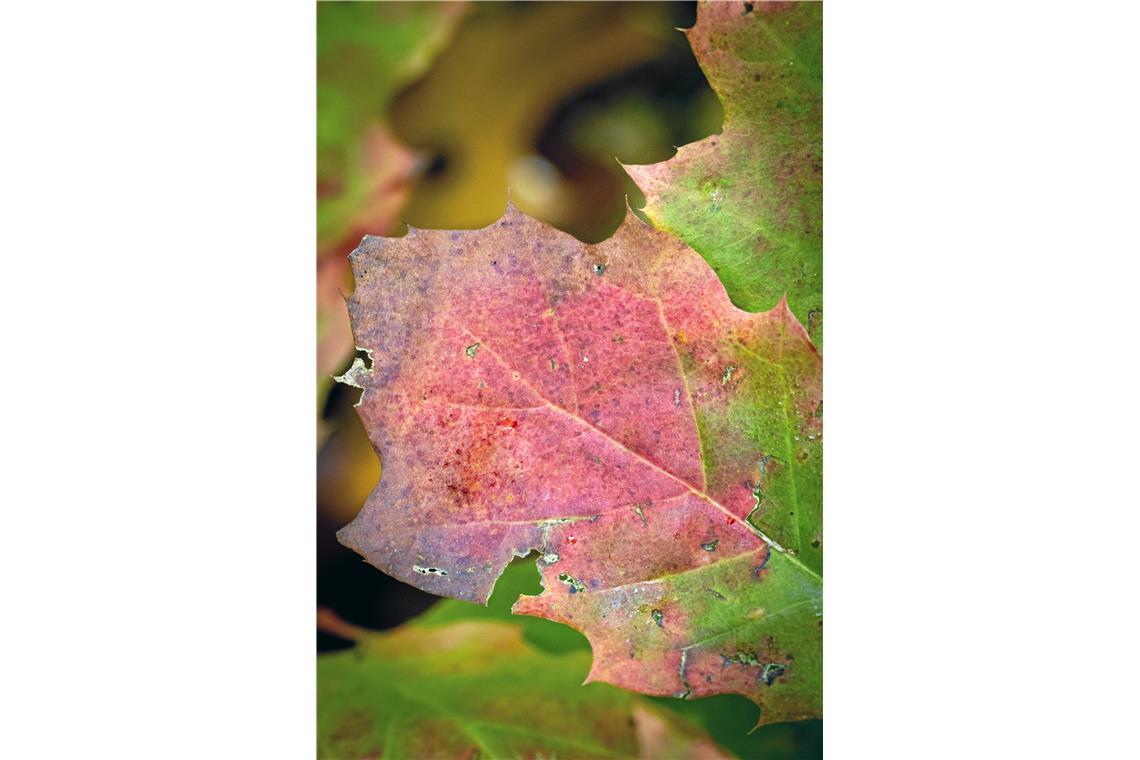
317;614;726;759
625;0;823;345
337;206;821;722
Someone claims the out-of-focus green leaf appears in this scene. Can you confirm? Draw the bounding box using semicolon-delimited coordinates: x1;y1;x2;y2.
626;0;823;345
317;614;728;759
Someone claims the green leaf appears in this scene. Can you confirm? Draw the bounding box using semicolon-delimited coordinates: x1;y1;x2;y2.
317;614;728;759
338;206;821;723
625;0;823;345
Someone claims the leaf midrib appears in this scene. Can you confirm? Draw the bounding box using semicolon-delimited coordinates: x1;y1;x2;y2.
461;325;820;585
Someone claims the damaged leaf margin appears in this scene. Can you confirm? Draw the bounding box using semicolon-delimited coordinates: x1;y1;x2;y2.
332;347;376;407
336;205;821;723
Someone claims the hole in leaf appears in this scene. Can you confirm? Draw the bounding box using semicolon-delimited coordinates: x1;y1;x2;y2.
353;347;373;370
486;552;545;613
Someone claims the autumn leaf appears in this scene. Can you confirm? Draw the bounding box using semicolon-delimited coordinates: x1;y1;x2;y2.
317;613;728;759
625;0;823;345
337;206;821;723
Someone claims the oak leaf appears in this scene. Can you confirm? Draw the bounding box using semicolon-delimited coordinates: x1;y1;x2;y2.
338;206;822;723
625;0;823;345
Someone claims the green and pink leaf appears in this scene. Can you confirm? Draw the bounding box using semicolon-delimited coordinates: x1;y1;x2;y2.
625;0;823;345
338;206;821;722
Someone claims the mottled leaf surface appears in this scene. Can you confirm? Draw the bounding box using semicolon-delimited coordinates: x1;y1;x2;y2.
317;615;727;759
625;1;823;345
339;207;821;722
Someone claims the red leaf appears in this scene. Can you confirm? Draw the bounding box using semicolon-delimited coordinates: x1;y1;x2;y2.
338;205;822;722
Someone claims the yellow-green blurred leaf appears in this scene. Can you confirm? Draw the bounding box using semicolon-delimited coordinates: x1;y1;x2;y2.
318;614;728;759
391;2;675;240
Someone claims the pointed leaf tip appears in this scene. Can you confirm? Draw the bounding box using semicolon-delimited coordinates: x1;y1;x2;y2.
625;0;823;346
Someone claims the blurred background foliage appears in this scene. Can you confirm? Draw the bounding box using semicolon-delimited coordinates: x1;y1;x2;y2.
317;2;819;756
